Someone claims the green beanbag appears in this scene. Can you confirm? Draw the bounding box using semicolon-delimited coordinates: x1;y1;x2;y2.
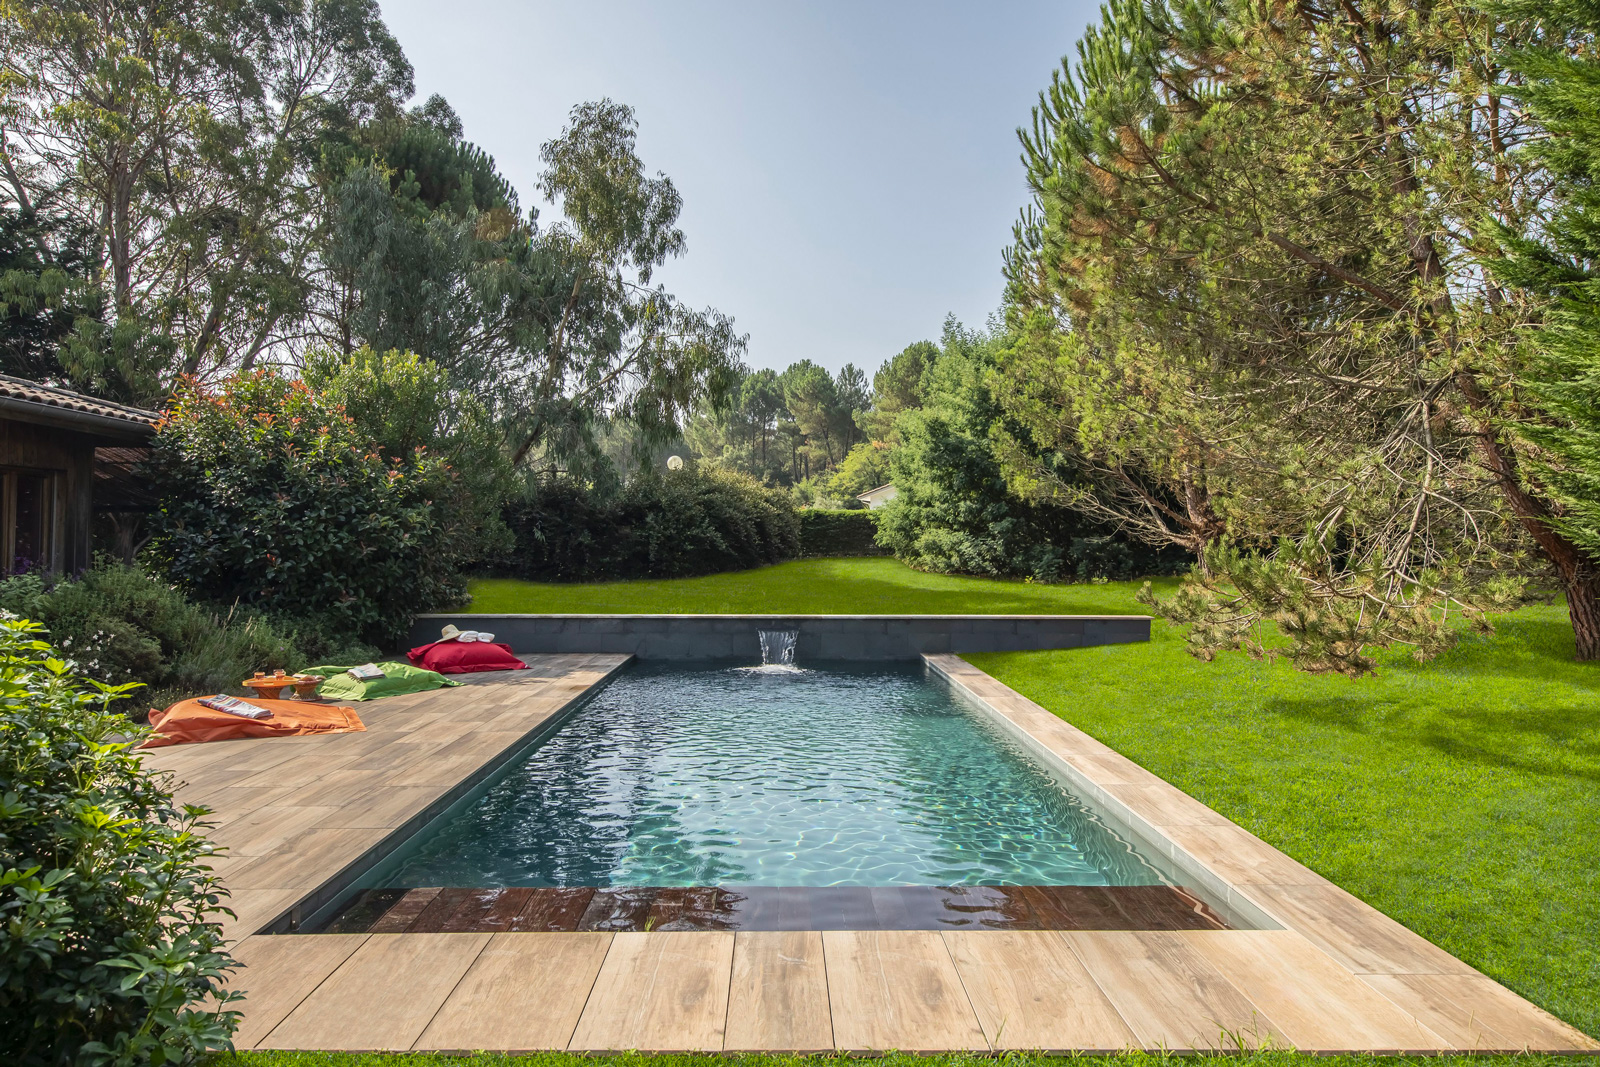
303;661;462;702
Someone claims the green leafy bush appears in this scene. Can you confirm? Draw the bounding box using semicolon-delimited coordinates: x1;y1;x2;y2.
497;469;800;581
0;618;239;1065
302;347;514;566
147;371;468;646
798;509;887;557
0;562;375;711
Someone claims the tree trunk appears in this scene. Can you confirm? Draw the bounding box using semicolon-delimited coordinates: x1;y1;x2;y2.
1565;573;1600;661
1452;372;1600;659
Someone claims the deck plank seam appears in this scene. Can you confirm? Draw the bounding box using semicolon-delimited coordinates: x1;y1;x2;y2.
564;933;618;1052
934;928;992;1051
247;933;370;1051
817;929;837;1051
719;929;738;1051
406;933;494;1051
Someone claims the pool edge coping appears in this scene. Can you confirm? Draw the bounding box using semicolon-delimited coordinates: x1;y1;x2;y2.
191;652;1598;1053
922;654;1497;978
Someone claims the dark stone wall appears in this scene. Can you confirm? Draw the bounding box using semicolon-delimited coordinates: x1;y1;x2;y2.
405;614;1151;660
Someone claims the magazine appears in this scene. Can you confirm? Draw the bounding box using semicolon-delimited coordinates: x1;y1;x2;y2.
197;695;273;720
347;663;386;680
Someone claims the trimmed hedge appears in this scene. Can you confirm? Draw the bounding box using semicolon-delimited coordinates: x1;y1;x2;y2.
496;469;800;581
799;508;888;557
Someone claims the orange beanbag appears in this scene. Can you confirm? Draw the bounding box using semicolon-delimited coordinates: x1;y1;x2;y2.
407;639;528;674
139;697;365;748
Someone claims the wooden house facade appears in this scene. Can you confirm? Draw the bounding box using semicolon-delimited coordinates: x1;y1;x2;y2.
0;375;158;575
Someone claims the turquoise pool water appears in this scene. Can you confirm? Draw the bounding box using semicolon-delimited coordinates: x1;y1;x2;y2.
384;661;1171;888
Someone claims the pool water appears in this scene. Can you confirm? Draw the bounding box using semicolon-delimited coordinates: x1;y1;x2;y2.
384;661;1172;888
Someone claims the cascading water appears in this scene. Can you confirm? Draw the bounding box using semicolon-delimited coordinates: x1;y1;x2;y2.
744;629;801;673
758;629;798;666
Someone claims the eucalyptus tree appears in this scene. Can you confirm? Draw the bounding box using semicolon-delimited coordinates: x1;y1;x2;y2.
1004;0;1590;670
0;0;412;401
319;98;744;479
0;198;96;380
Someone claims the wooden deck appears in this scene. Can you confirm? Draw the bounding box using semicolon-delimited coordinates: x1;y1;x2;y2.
139;652;1597;1054
143;653;630;939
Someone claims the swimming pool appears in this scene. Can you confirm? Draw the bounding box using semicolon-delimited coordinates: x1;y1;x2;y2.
377;660;1177;889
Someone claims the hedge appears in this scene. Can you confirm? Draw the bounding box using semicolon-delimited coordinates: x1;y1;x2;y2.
496;469;801;581
798;509;888;557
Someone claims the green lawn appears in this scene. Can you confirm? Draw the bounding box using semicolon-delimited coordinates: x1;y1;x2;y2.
464;558;1169;615
465;558;1599;1040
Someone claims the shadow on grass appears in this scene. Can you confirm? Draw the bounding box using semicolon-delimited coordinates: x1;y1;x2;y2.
1264;687;1600;786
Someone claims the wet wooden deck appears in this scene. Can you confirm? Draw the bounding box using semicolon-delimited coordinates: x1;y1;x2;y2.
139;652;1597;1054
316;884;1228;934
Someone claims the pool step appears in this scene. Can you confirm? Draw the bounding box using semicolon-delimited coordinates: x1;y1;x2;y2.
309;884;1228;935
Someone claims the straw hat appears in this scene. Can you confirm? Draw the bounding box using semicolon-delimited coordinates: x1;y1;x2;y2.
439;624;464;642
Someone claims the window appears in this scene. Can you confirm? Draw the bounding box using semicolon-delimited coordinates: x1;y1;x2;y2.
2;469;58;574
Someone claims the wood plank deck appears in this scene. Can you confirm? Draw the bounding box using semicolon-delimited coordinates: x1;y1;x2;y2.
140;652;1594;1053
142;653;629;940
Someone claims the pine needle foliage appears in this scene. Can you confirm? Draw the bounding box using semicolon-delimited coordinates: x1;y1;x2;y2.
1006;0;1600;672
1492;0;1600;564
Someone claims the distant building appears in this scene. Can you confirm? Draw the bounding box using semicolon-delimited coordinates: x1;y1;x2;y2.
856;483;899;510
0;375;158;574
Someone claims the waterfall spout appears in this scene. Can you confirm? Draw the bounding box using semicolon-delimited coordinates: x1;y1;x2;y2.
758;630;798;667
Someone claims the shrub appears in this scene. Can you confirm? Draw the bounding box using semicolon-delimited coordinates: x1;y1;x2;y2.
0;562;377;711
798;509;887;557
881;325;1188;582
497;469;800;581
146;371;467;646
302;347;514;565
0;618;239;1065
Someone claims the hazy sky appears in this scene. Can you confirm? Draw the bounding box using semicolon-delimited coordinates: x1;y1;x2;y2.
375;1;1100;374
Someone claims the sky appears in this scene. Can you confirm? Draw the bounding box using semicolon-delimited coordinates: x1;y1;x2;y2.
375;1;1101;375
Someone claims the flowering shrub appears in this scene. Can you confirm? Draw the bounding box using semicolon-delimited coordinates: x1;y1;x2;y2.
147;372;467;645
0;617;239;1065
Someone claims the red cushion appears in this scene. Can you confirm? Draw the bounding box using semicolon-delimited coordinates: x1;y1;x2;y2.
407;640;528;674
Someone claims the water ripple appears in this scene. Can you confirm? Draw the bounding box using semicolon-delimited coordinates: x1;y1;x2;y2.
389;661;1169;888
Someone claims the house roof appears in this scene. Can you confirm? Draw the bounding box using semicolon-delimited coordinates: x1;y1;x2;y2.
0;374;159;441
856;482;897;501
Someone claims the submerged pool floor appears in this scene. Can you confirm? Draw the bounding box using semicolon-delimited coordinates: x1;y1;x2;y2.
316;884;1228;934
381;661;1170;889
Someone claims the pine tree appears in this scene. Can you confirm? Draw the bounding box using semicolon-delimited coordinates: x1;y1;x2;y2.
1493;1;1600;576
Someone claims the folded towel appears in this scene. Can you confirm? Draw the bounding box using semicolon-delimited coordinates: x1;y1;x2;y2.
197;695;273;720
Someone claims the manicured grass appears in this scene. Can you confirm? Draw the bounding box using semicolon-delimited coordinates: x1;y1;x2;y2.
463;558;1599;1038
229;1053;1580;1067
464;558;1168;615
968;596;1600;1039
